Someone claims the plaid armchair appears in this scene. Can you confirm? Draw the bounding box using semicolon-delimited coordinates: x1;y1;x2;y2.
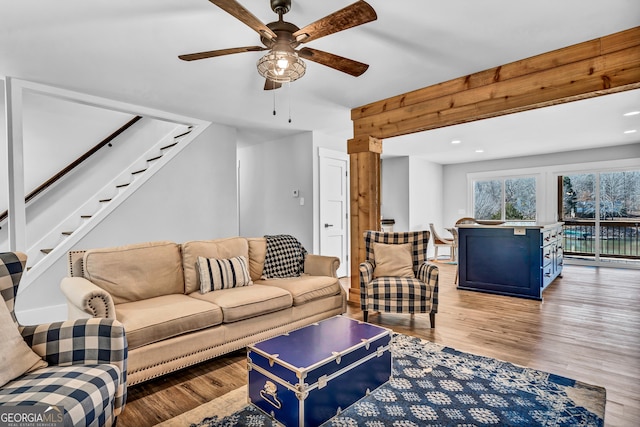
359;231;439;327
0;252;127;427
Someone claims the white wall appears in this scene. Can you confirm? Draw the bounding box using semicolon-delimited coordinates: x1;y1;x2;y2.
311;130;349;153
381;157;410;231
238;132;315;250
382;157;444;231
381;156;444;258
14;123;239;323
409;157;443;233
442;143;640;227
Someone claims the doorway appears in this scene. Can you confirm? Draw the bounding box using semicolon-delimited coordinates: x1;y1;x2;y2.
319;148;349;277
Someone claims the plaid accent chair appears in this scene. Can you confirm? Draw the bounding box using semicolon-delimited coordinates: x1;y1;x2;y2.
0;252;127;427
359;231;439;327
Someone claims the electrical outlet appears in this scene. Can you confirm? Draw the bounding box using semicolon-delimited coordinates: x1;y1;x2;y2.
292;190;299;198
514;228;526;236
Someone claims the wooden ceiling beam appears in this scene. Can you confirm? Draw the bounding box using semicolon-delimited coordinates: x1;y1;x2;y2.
346;26;640;303
351;26;640;140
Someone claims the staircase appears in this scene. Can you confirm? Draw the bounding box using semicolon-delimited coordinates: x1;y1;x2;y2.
20;123;199;287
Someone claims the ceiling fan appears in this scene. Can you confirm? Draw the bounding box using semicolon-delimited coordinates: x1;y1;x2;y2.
179;0;377;90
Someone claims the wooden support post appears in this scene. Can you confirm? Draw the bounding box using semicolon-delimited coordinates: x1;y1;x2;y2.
347;136;382;302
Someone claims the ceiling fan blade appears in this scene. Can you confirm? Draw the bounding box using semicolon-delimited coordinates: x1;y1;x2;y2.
292;0;377;44
298;47;369;77
209;0;277;40
178;46;266;61
264;79;282;91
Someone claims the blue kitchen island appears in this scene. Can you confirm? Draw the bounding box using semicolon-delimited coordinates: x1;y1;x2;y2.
457;222;564;300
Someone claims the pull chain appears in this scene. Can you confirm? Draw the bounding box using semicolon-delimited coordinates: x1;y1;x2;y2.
288;81;292;123
269;80;294;122
273;85;277;116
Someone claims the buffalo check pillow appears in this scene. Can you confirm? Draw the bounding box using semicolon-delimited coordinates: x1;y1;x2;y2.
197;256;253;293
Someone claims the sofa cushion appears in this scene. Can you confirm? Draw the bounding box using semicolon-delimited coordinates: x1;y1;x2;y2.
182;238;249;294
189;285;292;323
255;275;342;306
263;235;307;278
247;237;267;282
115;294;223;349
197;256;252;292
0;299;47;387
372;242;415;278
83;241;183;304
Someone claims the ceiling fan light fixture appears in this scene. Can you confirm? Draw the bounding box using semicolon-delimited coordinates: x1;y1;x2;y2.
257;50;306;83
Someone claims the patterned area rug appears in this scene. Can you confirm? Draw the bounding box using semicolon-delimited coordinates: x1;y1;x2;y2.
186;334;605;427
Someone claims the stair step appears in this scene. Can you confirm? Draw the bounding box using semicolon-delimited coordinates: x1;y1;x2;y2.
174;129;192;139
61;231;73;236
147;155;162;162
160;141;178;151
41;249;53;255
131;168;147;175
116;183;130;188
99;198;112;203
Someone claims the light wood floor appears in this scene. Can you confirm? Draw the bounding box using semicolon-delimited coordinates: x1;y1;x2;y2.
118;263;640;427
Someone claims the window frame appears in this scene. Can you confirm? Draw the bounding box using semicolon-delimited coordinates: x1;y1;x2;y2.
471;174;539;222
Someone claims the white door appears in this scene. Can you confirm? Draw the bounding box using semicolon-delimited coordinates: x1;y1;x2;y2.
319;148;349;277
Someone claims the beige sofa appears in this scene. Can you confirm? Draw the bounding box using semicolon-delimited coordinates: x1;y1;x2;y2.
60;237;346;386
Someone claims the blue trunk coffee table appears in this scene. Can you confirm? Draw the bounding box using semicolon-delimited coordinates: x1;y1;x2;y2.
248;315;392;427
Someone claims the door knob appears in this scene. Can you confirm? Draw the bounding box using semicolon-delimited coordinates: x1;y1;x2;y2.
324;223;334;228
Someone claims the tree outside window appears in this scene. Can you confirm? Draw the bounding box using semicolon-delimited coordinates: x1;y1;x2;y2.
474;177;536;221
561;171;640;221
474;180;502;220
600;171;640;220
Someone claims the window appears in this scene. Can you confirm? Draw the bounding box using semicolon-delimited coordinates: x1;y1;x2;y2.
561;171;640;221
474;177;536;221
599;170;640;221
560;170;640;263
561;173;595;219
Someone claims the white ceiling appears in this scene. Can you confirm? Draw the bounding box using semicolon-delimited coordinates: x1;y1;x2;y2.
1;0;639;164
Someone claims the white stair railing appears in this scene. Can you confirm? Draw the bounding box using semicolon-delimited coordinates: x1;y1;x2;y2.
19;122;207;292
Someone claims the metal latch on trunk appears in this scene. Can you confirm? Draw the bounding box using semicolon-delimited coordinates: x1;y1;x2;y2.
318;375;328;389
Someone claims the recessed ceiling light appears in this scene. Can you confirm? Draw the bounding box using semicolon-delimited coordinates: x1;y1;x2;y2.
623;111;640;116
624;129;637;134
475;149;484;153
451;140;461;144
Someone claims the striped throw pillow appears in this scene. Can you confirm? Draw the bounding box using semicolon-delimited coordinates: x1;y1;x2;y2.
197;256;253;293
